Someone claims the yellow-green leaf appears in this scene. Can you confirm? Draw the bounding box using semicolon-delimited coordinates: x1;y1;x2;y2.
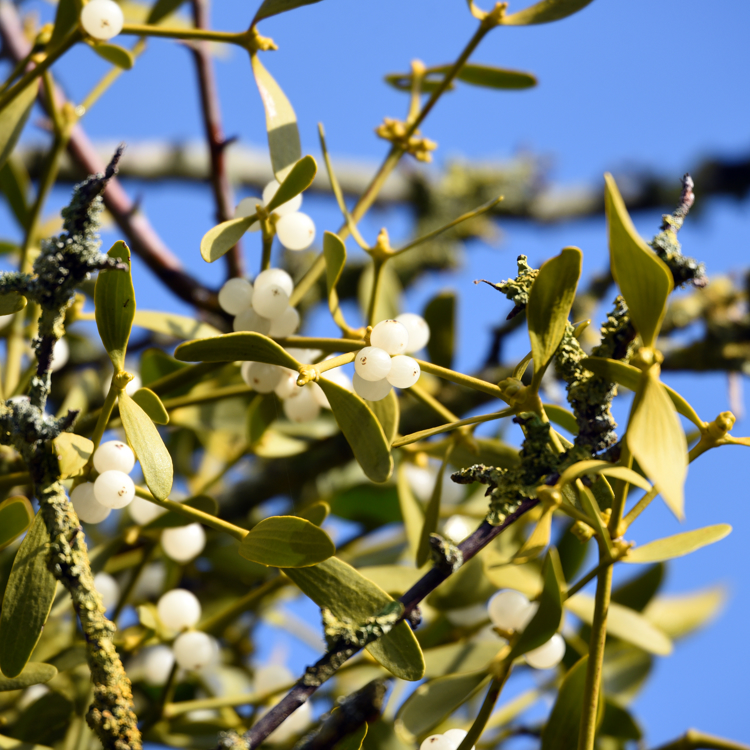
369;388;399;446
119;391;173;500
559;459;651;493
175;332;301;370
513;507;553;562
241;515;334;568
53;433;94;478
131;387;169;425
0;81;38;172
0;292;26;316
250;54;301;181
95;240;135;371
133;310;221;341
265;155;317;213
385;64;536;94
0;662;57;692
0;157;30;229
0;496;33;550
545;403;579;435
91;42;134;69
565;595;672;655
627;370;688;520
49;0;81;48
427;555;495;611
527;246;581;379
624;524;731;564
200;216;256;263
284;557;424;681
253;0;324;24
0;514;57;678
317;378;393;483
422;641;504;678
501;0;596;25
416;454;450;568
604;174;673;347
424;291;455;369
296;502;330;527
323;231;346;324
642;587;725;639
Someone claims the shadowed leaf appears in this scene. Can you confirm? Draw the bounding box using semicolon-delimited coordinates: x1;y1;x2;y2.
253;0;324;24
175;332;301;370
265;155;317;212
0;662;57;692
241;516;334;568
200;216;256;263
95;241;134;371
0;496;33;550
369;388;399;446
424;291;455;369
0;81;37;172
0;292;26;315
91;43;134;69
397;465;424;561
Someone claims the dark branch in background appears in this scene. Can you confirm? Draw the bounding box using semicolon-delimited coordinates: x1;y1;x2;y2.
0;4;222;316
189;0;244;280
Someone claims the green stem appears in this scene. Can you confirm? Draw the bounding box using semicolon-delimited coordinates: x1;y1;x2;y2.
119;23;247;45
90;383;119;452
392;406;515;448
415;359;507;400
317;351;356;374
261;222;274;271
366;258;385;327
164;681;296;718
621;485;658;531
456;662;513;750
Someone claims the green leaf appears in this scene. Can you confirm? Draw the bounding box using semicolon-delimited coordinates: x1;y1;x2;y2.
0;514;57;678
544;404;579;435
119;391;173;500
317;378;393;483
416;457;447;568
397;465;424;561
11;691;73;745
240;515;334;568
510;547;564;659
582;356;702;427
253;0;324;24
611;563;663;612
0;81;37;172
0;496;33;550
395;671;488;742
627;370;688;520
53;433;94;478
133;310;221;341
175;332;301;370
422;641;504;678
501;0;596;25
0;291;26;315
566;594;672;655
0;157;30;228
358;566;422;597
604;174;673;347
369;388;399;446
250;54;301;181
513;506;554;562
91;42;134;69
602;643;652;701
359;262;402;323
335;723;367;750
385;64;537;94
540;656;600;750
265;154;317;212
95;241;134;371
131;387;169;425
643;586;725;639
0;662;57;692
247;393;278;445
49;0;81;48
296;502;330;527
140;348;190;391
284;557;424;680
527;246;582;378
200;216;256;263
323;231;346;324
0;738;53;750
559;459;651;493
599;700;642;740
424;291;455;369
624;524;731;564
147;0;187;23
144;495;218;529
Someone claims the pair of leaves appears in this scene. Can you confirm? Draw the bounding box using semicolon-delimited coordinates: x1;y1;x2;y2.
239;515;334;568
0;514;57;678
385;63;536;95
284;557;424;680
200;154;317;262
0;496;33;550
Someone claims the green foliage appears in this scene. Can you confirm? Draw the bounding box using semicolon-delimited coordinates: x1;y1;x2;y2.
239;515;335;567
0;497;34;550
95;241;134;372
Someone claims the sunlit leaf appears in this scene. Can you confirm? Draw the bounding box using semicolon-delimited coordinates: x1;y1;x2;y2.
317;378;393;483
424;291;455;369
95;241;134;371
627;370;688;520
250;54;301;181
422;641;503;678
624;524;731;564
200;216;256;263
253;0;325;24
545;404;579;435
240;515;335;568
0;81;37;172
559;459;651;493
296;502;330;527
527;246;581;378
265;155;317;212
611;563;664;613
175;332;301;370
284;557;424;680
323;230;347;327
91;43;134;69
0;662;57;692
53;433;94;478
369;388;399;446
133;310;221;341
131;387;169;425
642;587;726;639
119;391;173;500
0;514;57;678
0;496;33;550
501;0;596;26
604;174;673;347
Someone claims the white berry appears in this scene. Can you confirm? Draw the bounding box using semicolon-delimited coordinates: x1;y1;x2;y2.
354;346;392;382
487;590;538;632
93;440;136;475
234;197;261;231
396;313;430;353
80;0;124;40
172;631;217;671
268;306;300;338
283;387;320;422
252;284;290;320
370;319;409;356
254;268;294;297
274;368;300;399
94;470;135;509
128;496;166;526
71;482;110;523
93;572;120;611
276;212;316;251
386;355;420;388
162;523;206;563
241;362;282;393
262;179;302;216
157;588;202;631
233;308;271;335
143;645;175;685
524;633;566;670
420;736;455;750
352;373;391;401
50;338;69;373
218;278;254;315
444;729;476;750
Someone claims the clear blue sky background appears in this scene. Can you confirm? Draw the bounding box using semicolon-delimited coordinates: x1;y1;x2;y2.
5;0;750;745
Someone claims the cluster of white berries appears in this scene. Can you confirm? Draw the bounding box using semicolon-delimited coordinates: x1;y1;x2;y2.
488;590;566;670
219;268;300;340
235;179;316;252
420;729;475;750
80;0;124;41
353;315;430;401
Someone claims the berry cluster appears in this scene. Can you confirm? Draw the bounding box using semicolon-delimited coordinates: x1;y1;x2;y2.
353;315;430;401
487;590;566;670
80;0;124;41
420;728;475;750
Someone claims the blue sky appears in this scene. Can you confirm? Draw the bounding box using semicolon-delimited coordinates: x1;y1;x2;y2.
4;0;750;745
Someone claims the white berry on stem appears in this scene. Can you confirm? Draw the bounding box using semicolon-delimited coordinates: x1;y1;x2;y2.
354;346;392;381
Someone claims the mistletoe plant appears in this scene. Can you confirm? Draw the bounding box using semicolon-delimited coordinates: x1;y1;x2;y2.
0;2;748;750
